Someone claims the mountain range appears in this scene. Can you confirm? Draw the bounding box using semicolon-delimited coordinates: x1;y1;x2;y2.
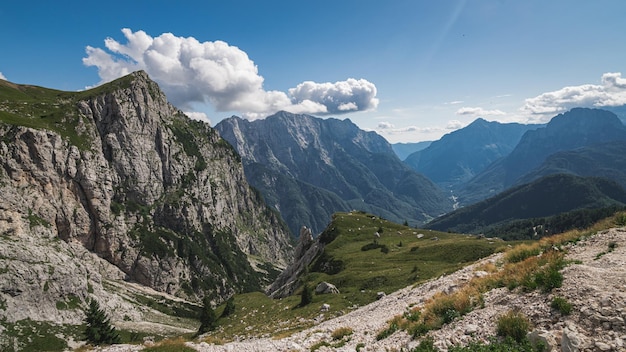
456;108;626;205
404;118;541;189
215;112;453;236
391;141;432;160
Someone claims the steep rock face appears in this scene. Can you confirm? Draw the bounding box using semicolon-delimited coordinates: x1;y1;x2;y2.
216;112;452;235
266;226;323;298
0;71;293;302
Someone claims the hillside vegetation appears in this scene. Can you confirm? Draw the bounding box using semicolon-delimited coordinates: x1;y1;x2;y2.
427;174;626;239
200;211;512;341
129;209;626;351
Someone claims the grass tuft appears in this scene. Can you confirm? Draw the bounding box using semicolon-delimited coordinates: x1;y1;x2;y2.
496;310;531;343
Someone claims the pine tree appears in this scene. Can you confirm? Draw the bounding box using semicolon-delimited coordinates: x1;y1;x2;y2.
197;296;218;335
299;283;313;307
84;299;121;345
221;296;235;318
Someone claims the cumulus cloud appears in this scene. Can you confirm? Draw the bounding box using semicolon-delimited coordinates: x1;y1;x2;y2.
456;107;506;116
377;121;395;129
184;111;211;124
446;120;463;129
522;72;626;116
0;72;6;80
83;28;378;119
289;79;378;114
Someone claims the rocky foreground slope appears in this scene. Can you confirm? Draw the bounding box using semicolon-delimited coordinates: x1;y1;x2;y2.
179;228;622;351
89;226;626;351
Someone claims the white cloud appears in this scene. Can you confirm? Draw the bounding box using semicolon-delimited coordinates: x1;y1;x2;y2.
445;100;464;105
83;28;378;119
377;125;440;135
522;72;626;117
456;107;506;116
289;79;379;114
0;72;6;80
184;111;211;124
377;121;395;129
446;120;463;129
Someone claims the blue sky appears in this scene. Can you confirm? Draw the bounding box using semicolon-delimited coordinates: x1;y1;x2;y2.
1;1;626;142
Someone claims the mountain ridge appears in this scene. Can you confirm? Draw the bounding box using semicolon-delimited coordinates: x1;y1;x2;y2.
216;111;453;235
404;118;541;189
426;173;626;236
0;71;294;330
457;108;626;205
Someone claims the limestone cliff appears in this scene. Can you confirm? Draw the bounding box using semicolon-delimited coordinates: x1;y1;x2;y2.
0;71;293;308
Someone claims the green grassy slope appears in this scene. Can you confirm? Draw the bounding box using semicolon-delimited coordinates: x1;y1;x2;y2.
427;174;626;239
205;211;511;341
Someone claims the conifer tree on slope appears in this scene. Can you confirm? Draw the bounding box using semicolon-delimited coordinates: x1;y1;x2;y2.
198;296;218;335
84;299;121;345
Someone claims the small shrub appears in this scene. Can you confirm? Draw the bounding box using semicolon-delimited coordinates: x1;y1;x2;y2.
403;307;421;322
551;296;572;315
356;342;366;351
412;337;439;352
496;310;530;343
533;263;564;292
331;326;353;340
505;244;541;263
310;341;331;351
376;320;399;340
448;337;538;352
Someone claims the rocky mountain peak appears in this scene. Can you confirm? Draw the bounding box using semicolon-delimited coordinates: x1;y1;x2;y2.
216;111;452;236
0;71;294;328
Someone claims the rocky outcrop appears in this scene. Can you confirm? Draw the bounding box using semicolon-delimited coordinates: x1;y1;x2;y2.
266;226;322;298
0;71;293;319
315;281;340;295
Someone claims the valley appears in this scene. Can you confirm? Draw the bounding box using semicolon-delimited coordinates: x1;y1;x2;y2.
2;71;626;351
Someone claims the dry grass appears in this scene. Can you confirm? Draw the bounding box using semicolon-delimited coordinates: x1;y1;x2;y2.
376;211;626;341
143;337;196;352
331;326;354;340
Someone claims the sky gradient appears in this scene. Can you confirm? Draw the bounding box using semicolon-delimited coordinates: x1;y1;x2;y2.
1;0;626;142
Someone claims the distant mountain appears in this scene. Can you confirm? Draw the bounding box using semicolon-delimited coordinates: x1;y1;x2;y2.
426;173;626;236
404;118;540;189
457;108;626;205
391;141;432;160
605;104;626;125
215;112;453;236
518;140;626;189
